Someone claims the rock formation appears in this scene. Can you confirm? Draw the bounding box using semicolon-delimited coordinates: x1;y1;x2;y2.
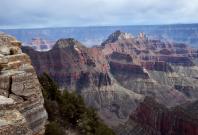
117;97;198;135
0;96;32;135
22;37;143;127
0;33;47;135
22;38;110;90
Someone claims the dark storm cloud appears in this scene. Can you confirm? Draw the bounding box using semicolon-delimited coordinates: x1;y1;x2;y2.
0;0;198;28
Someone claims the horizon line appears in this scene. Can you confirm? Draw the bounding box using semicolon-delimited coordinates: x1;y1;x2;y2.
1;23;198;30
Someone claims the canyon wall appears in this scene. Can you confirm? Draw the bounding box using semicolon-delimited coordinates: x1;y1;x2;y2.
0;33;47;135
117;97;198;135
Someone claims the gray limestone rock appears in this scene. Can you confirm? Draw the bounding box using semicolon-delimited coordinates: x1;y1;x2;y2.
0;33;47;135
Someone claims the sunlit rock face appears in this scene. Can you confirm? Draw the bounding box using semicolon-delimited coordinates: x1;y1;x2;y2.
22;31;198;134
0;33;47;135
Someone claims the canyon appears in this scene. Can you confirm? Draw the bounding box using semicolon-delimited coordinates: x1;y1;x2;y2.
0;29;198;134
22;30;198;134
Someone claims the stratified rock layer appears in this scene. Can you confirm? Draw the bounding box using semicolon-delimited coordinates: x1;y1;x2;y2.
0;33;47;135
117;97;198;135
0;96;32;135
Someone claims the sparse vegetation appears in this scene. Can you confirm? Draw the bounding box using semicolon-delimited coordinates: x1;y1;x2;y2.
39;73;115;135
45;121;64;135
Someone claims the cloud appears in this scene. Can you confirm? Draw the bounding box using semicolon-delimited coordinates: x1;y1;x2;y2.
0;0;198;28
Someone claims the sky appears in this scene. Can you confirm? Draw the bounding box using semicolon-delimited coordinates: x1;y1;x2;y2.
0;0;198;29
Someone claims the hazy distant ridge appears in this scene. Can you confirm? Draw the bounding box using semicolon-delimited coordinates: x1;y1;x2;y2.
1;24;198;47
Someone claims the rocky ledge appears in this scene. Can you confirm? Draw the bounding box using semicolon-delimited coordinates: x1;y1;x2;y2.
0;96;32;135
0;33;47;135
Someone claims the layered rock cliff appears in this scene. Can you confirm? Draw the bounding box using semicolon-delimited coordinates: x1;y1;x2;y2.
22;38;110;90
101;31;198;135
0;96;32;135
116;97;198;135
102;31;198;106
0;33;47;135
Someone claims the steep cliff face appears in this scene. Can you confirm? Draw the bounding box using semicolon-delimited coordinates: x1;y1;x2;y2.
117;97;198;135
0;33;47;135
0;96;32;135
22;38;110;90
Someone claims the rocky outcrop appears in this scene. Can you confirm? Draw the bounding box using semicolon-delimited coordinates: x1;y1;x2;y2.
101;30;134;46
0;33;47;135
22;38;110;90
101;31;198;66
0;96;32;135
109;61;149;79
108;52;134;63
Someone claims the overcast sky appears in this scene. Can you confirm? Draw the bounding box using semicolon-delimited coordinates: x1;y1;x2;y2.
0;0;198;29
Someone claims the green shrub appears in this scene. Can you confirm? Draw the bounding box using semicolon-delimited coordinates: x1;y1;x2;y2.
59;91;86;126
45;121;64;135
95;122;115;135
39;72;61;101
